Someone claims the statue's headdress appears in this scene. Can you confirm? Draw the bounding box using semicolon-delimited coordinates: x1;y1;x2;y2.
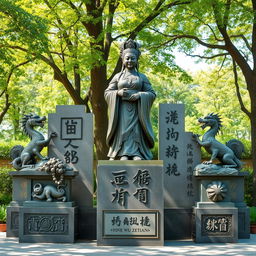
120;39;141;60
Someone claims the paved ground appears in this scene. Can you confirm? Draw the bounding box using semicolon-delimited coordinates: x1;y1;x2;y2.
1;232;256;256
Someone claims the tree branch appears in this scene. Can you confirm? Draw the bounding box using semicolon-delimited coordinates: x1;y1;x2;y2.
212;1;252;77
184;52;228;59
0;92;11;124
252;0;256;69
232;59;251;118
1;44;83;104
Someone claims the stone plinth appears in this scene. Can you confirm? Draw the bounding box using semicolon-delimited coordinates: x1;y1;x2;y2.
97;161;164;246
193;202;238;243
158;104;201;239
7;170;77;238
19;202;77;243
193;171;250;241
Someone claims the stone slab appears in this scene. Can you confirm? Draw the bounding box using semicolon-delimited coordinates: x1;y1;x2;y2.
97;160;164;246
19;206;78;243
48;105;94;209
159;104;201;208
193;206;238;243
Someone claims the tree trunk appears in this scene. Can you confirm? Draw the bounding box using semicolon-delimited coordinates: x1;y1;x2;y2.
251;101;256;206
90;65;109;160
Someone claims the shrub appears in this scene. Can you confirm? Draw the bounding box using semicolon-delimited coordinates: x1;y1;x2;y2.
250;207;256;224
0;140;27;159
244;167;253;206
0;167;13;205
0;140;47;159
0;205;7;223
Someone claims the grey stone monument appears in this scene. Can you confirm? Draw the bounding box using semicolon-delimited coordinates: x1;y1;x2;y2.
192;172;250;242
7;113;78;242
97;161;164;246
158;103;201;239
48;105;94;239
7;171;78;242
192;113;250;242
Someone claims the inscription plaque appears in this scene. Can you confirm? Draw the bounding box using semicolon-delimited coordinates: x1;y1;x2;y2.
24;214;68;235
202;215;232;236
103;210;159;238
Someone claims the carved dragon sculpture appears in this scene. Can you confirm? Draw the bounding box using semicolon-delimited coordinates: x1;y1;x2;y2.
10;114;57;170
32;183;66;202
193;113;244;169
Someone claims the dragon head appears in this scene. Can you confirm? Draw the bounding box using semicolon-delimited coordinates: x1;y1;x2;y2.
21;114;46;137
21;113;46;128
198;113;222;132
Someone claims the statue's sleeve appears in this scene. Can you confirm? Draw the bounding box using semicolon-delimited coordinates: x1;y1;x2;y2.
104;74;120;147
138;74;156;148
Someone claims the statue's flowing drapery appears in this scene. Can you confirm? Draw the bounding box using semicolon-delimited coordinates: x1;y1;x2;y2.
105;72;155;159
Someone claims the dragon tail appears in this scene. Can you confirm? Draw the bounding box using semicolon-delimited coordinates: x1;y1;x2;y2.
226;139;244;169
10;145;24;170
226;139;244;159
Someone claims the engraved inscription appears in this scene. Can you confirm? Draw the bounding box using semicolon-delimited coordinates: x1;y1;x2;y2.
202;215;232;236
24;214;68;235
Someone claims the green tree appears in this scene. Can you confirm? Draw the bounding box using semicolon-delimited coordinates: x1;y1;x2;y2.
146;0;256;205
0;0;191;159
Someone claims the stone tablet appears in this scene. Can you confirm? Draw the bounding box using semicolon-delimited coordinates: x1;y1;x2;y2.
159;104;200;208
97;161;163;246
48;105;94;238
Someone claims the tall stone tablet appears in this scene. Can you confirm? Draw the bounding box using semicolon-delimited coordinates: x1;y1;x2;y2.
97;161;164;246
159;104;201;239
48;105;94;238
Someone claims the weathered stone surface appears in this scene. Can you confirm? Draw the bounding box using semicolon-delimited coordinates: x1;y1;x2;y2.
193;172;250;239
97;160;163;246
193;204;238;243
194;163;239;175
19;205;77;243
159;104;201;208
48;105;94;238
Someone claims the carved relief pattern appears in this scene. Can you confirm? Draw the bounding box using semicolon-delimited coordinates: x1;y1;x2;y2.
24;214;68;235
202;215;232;236
206;181;227;202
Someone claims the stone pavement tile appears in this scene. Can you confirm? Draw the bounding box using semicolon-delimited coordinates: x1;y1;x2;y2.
1;232;256;256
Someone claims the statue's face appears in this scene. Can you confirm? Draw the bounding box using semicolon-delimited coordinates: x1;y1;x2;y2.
123;52;137;70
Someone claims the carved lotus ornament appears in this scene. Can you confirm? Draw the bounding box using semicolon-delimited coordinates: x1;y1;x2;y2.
206;181;227;202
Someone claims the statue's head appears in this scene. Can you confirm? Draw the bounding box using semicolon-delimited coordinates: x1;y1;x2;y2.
198;113;222;132
21;114;46;137
33;183;43;195
120;39;141;69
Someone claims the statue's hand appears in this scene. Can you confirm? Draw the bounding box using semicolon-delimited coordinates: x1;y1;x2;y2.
117;88;128;97
50;132;57;138
128;93;140;101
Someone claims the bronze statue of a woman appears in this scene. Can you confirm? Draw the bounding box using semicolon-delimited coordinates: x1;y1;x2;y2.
105;39;155;160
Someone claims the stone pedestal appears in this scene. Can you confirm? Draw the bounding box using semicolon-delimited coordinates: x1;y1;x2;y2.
193;171;250;242
97;161;164;246
159;104;201;239
7;170;78;243
193;202;238;243
48;105;94;239
19;202;77;243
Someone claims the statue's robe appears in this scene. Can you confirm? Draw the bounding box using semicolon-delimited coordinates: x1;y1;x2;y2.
105;71;155;160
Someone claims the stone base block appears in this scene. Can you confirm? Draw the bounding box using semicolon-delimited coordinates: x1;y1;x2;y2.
19;205;78;243
193;206;238;243
164;208;193;240
6;205;20;237
97;160;164;246
236;204;250;239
